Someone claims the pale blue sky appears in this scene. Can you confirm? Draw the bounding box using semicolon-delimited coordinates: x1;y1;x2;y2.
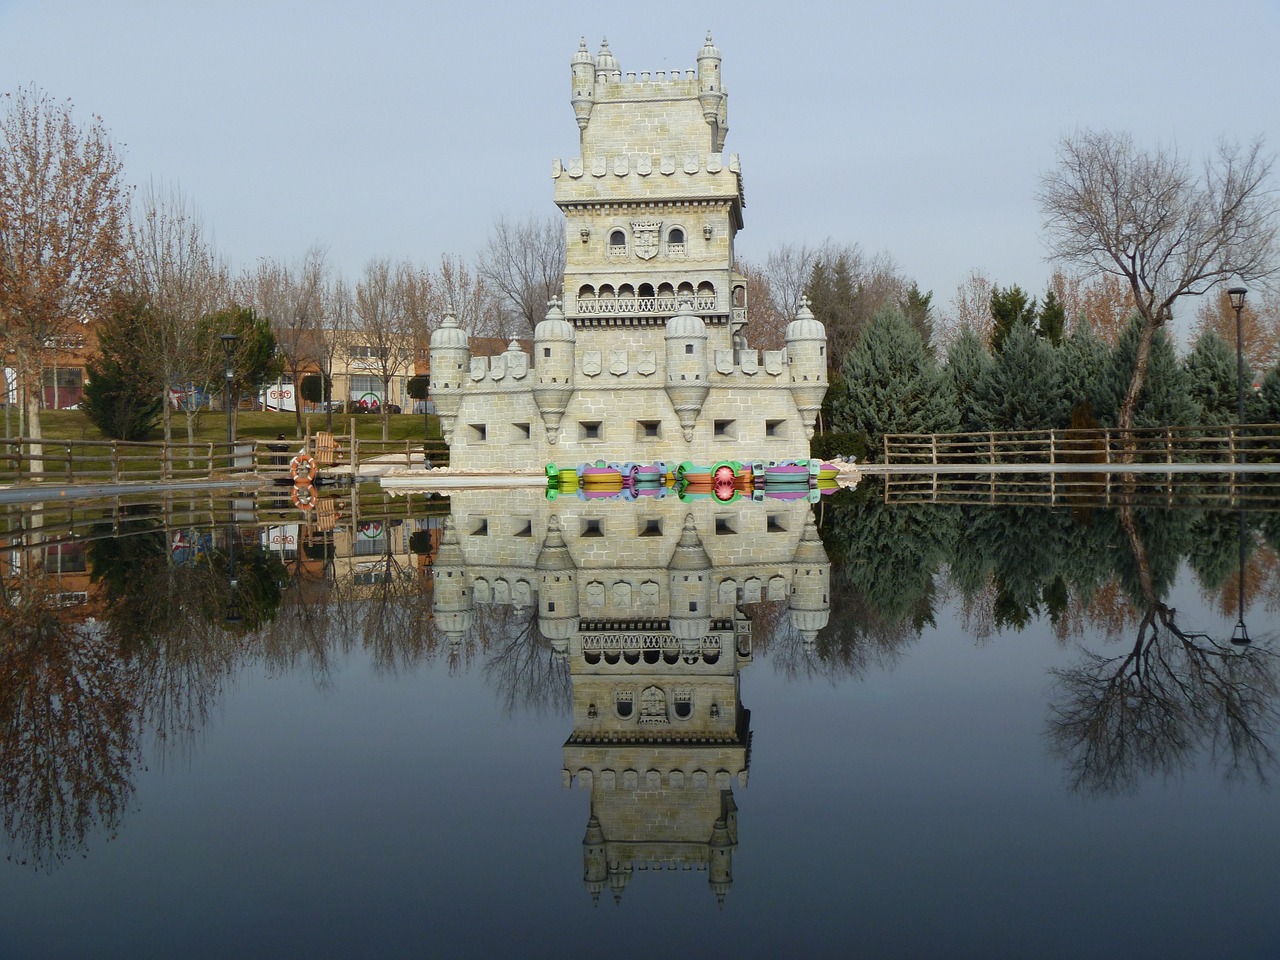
2;0;1277;323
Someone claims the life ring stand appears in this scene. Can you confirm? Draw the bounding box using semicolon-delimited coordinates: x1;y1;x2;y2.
291;481;317;511
289;453;317;483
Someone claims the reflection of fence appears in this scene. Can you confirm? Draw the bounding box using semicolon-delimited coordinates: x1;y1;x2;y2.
0;485;451;554
878;424;1280;469
878;472;1280;511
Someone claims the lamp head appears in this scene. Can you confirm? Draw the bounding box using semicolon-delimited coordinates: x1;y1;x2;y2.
1227;287;1248;312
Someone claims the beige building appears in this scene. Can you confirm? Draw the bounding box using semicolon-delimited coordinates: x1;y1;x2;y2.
432;35;828;470
432;488;831;903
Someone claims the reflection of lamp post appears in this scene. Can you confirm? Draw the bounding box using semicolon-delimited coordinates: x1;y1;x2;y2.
1231;508;1251;646
1227;287;1247;462
226;522;243;627
220;333;238;469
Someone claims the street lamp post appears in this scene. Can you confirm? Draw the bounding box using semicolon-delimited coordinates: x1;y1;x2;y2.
220;333;238;469
1231;508;1251;646
1223;285;1244;440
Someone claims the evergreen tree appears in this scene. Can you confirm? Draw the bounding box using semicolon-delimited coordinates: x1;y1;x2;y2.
972;322;1069;431
1059;322;1110;425
82;294;164;441
900;283;935;352
989;284;1037;353
1257;367;1280;423
834;306;958;455
1184;329;1246;424
943;327;993;433
197;305;282;404
1038;287;1066;346
1098;317;1198;427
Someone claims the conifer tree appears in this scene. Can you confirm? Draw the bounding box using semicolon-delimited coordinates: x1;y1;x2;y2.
989;284;1037;353
1060;322;1110;425
1100;318;1198;427
1257;367;1280;423
1184;329;1253;424
972;322;1069;431
943;327;993;433
82;295;164;441
1038;288;1066;346
900;283;935;352
834;306;958;456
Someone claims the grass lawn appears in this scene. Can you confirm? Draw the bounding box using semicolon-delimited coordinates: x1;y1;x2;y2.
24;410;441;444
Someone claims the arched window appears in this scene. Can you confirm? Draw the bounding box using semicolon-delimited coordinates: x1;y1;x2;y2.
669;227;685;244
608;229;627;257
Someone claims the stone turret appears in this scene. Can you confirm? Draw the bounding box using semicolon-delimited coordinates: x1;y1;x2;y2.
533;299;576;443
667;513;711;642
570;37;596;133
785;297;828;439
429;312;469;444
697;32;727;151
595;37;618;76
535;515;578;655
430;518;473;647
708;805;735;907
664;301;710;442
582;814;607;906
788;514;831;650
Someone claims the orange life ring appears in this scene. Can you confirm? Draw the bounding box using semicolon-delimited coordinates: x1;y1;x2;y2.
289;453;316;482
291;481;317;510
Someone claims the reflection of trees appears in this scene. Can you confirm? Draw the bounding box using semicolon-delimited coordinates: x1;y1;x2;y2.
803;486;956;678
0;577;139;868
1048;503;1279;795
478;604;570;717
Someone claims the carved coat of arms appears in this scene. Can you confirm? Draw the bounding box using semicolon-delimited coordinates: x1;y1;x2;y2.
631;219;662;260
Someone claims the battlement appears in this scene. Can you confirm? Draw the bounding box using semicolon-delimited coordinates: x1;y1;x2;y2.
591;69;699;97
553;152;740;185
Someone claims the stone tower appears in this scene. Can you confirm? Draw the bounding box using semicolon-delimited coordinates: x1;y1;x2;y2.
437;36;827;470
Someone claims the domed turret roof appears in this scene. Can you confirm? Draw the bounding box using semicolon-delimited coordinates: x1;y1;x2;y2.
699;31;721;61
535;298;575;343
596;37;618;73
665;301;707;340
786;297;826;343
572;36;594;66
430;312;468;350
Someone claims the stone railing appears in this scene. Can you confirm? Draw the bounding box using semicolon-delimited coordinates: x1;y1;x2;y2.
575;295;718;315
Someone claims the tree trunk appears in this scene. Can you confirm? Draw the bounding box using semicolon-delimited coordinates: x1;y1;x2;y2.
1116;316;1157;460
17;353;42;476
381;376;390;442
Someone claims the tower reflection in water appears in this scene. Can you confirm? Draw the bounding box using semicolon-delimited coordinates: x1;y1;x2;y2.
431;489;831;905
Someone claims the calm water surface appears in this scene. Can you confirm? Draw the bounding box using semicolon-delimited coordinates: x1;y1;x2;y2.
1;481;1278;959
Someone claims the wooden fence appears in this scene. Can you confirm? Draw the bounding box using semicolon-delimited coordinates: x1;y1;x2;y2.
878;423;1280;469
0;428;450;485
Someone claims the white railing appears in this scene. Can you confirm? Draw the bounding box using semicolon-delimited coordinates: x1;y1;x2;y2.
575;295;718;315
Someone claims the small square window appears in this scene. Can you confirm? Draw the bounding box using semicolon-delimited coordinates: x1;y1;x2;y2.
767;514;786;533
544;347;552;358
471;519;488;537
579;421;602;441
765;419;785;438
514;422;531;440
636;420;661;440
685;343;694;354
715;517;736;535
514;520;532;538
582;518;604;538
468;423;487;442
714;419;736;439
639;518;662;537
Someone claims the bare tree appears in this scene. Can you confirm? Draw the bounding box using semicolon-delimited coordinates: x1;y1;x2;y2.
478;214;566;335
1048;269;1138;345
0;85;128;461
428;253;503;336
242;246;327;437
1039;131;1279;430
1193;286;1279;374
763;241;822;318
130;181;228;449
350;258;415;441
937;269;995;350
318;277;354;433
735;258;786;350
